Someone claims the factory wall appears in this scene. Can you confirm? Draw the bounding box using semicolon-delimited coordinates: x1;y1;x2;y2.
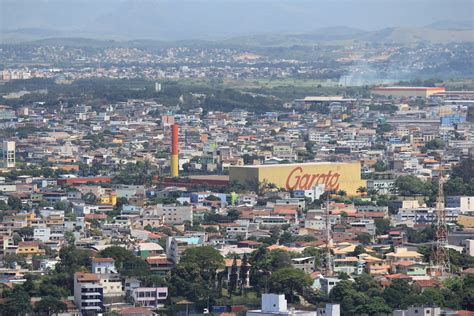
229;162;366;195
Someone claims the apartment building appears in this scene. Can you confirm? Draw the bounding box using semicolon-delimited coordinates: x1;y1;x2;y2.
74;272;104;313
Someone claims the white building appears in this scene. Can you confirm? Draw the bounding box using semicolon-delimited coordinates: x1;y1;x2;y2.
144;204;193;225
2;141;15;168
366;179;395;195
320;277;342;295
293;185;325;202
394;306;441;316
464;239;474;256
247;293;316;316
317;304;340;316
447;196;474;214
34;227;51;242
395;207;459;224
92;257;117;274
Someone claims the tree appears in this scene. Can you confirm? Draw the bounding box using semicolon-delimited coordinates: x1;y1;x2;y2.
329;280;370;314
2;253;28;268
227;209;241;221
116;197;128;209
355;233;372;245
279;231;294;245
239;254;249;294
98;246;149;277
373;160;389;172
374;218;391;235
56;245;92;275
424;139;445;150
17;226;34;238
268;267;312;303
0;286;32;315
83;192;97;204
395;175;433;196
382;279;418;310
206;195;221;201
228;256;238;297
34;296;67;315
355;274;382;297
269;250;293;270
38;282;68;298
168;247;224;308
351;244;366;256
179;246;224;274
354;296;392;315
64;231;75;245
8;196;23;210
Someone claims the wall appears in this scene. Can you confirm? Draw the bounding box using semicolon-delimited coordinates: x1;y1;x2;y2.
230;162;366;195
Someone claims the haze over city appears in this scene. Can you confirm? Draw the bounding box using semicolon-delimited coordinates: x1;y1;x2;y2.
1;0;473;41
0;1;473;316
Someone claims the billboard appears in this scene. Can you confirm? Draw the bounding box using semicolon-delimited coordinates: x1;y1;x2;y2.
229;162;366;195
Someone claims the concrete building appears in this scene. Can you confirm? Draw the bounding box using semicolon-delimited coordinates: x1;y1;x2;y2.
166;236;204;263
293;184;325;202
144;204;192;225
92;257;117;274
316;304;340;316
464;239;474;256
393;306;441;316
130;287;168;308
230;162;366;195
446;196;474;213
291;257;316;274
371;87;445;98
2;141;15;168
320;277;342;295
74;272;104;313
247;293;316;316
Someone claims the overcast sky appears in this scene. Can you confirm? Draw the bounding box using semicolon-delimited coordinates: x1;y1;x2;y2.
1;0;473;40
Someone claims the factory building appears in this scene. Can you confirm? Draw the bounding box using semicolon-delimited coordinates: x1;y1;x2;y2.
229;162;366;195
371;86;445;98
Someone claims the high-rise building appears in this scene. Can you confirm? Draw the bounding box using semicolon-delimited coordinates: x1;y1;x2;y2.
2;141;15;168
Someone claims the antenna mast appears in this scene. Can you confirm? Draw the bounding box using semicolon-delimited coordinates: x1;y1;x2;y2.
432;172;450;277
323;196;333;277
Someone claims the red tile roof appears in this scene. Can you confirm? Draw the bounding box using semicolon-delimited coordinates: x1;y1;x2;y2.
92;257;114;263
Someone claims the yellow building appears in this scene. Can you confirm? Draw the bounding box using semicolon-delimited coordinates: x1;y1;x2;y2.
46;214;64;226
458;215;474;228
98;192;117;206
16;241;45;256
229;161;366;195
371;86;445;98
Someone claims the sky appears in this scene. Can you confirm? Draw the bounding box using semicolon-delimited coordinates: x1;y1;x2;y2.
1;0;473;40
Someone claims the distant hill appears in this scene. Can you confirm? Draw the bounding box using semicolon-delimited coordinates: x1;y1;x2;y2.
425;20;473;31
3;24;473;48
1;0;473;43
224;26;474;47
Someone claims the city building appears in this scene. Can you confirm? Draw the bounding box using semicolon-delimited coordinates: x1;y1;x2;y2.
74;272;104;313
247;293;316;316
2;141;15;168
371;87;445;98
230;162;366;195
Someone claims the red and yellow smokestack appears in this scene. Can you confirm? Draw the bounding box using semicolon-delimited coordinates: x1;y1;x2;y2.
171;124;179;177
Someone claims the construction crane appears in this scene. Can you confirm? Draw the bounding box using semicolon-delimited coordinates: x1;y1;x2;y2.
432;173;450;277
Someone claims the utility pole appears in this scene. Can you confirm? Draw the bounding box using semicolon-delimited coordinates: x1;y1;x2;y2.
432;172;450;277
